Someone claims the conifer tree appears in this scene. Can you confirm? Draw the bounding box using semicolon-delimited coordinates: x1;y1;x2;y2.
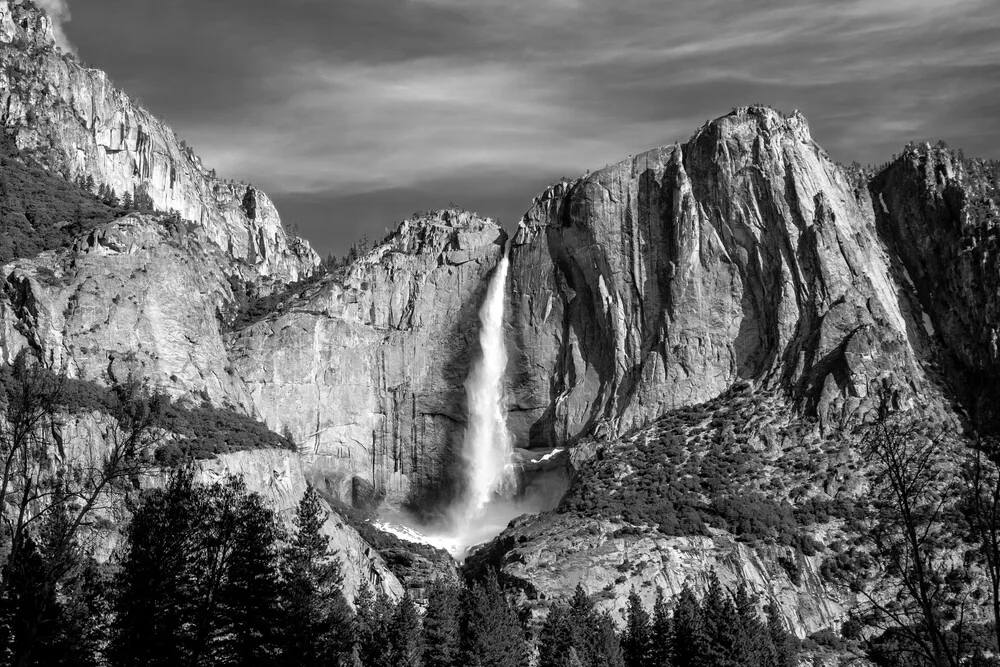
121;191;133;210
355;583;395;667
423;581;462;667
110;470;283;667
701;571;740;667
588;610;625;667
539;603;574;667
673;584;708;667
622;588;651;667
84;174;94;193
461;570;529;667
732;584;768;667
278;485;354;666
650;586;673;666
391;592;423;667
766;602;794;667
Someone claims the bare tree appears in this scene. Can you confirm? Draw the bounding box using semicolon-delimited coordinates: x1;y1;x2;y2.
0;351;165;664
841;389;970;667
964;435;1000;657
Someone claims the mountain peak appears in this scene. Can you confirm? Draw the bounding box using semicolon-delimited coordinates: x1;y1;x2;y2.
0;0;57;51
694;104;813;145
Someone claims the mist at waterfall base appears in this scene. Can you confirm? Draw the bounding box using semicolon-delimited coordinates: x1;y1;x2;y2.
376;244;565;560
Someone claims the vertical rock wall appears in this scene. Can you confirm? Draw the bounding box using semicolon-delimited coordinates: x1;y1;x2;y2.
506;106;928;447
0;0;317;283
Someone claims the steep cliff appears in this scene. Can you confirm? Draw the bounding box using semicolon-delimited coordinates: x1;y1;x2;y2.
506;106;932;449
871;145;1000;425
0;0;317;283
230;210;508;510
0;213;255;406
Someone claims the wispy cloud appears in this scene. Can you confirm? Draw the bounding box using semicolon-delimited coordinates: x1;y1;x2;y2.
67;0;1000;252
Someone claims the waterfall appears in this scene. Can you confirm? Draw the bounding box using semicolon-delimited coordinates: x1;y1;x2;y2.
457;241;514;526
376;239;565;559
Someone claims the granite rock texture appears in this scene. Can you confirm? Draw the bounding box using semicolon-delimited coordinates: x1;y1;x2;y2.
506;106;926;448
229;211;508;509
0;0;317;283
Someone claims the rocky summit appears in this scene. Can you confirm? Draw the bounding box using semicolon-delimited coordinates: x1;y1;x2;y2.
2;1;1000;665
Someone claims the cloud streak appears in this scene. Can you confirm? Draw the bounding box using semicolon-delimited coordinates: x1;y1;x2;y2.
65;0;1000;254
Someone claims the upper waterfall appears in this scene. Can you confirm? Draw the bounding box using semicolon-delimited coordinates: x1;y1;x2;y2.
459;241;515;520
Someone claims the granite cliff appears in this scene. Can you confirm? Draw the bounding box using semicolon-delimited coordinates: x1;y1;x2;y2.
505;106;929;449
0;0;317;283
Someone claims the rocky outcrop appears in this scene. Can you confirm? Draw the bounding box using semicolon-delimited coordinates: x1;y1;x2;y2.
506;106;930;448
0;214;255;406
468;512;847;638
871;145;1000;425
193;448;404;601
0;0;317;283
230;210;508;509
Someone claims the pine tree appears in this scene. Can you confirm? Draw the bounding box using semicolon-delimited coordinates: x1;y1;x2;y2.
673;584;708;667
423;581;462;667
110;469;284;667
766;602;794;667
588;610;625;667
391;593;423;667
622;588;651;667
121;191;134;210
732;584;768;667
355;583;395;667
278;485;354;665
461;570;529;667
650;586;673;666
538;604;574;667
701;571;740;667
84;174;94;193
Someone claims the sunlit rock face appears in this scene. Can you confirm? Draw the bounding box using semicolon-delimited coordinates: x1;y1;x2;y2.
0;0;317;283
229;211;509;511
193;449;405;602
505;106;928;448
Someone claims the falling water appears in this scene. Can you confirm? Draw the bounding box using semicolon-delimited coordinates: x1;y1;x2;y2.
457;242;515;526
377;241;563;560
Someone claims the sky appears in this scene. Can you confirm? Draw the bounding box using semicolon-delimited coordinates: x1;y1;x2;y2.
51;0;1000;257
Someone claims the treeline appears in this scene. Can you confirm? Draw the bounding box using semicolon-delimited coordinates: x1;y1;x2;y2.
0;351;307;662
1;468;356;666
584;574;797;667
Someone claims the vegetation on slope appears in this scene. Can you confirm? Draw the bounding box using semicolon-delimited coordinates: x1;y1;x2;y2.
0;353;294;466
0;136;117;265
559;384;858;554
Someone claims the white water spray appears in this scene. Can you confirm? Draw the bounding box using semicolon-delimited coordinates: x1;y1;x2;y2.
457;243;515;525
377;241;565;559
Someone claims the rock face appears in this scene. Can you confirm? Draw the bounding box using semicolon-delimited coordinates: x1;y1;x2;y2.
506;106;928;448
871;146;1000;425
230;211;508;509
193;448;404;602
468;513;846;638
0;214;254;407
0;0;317;283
